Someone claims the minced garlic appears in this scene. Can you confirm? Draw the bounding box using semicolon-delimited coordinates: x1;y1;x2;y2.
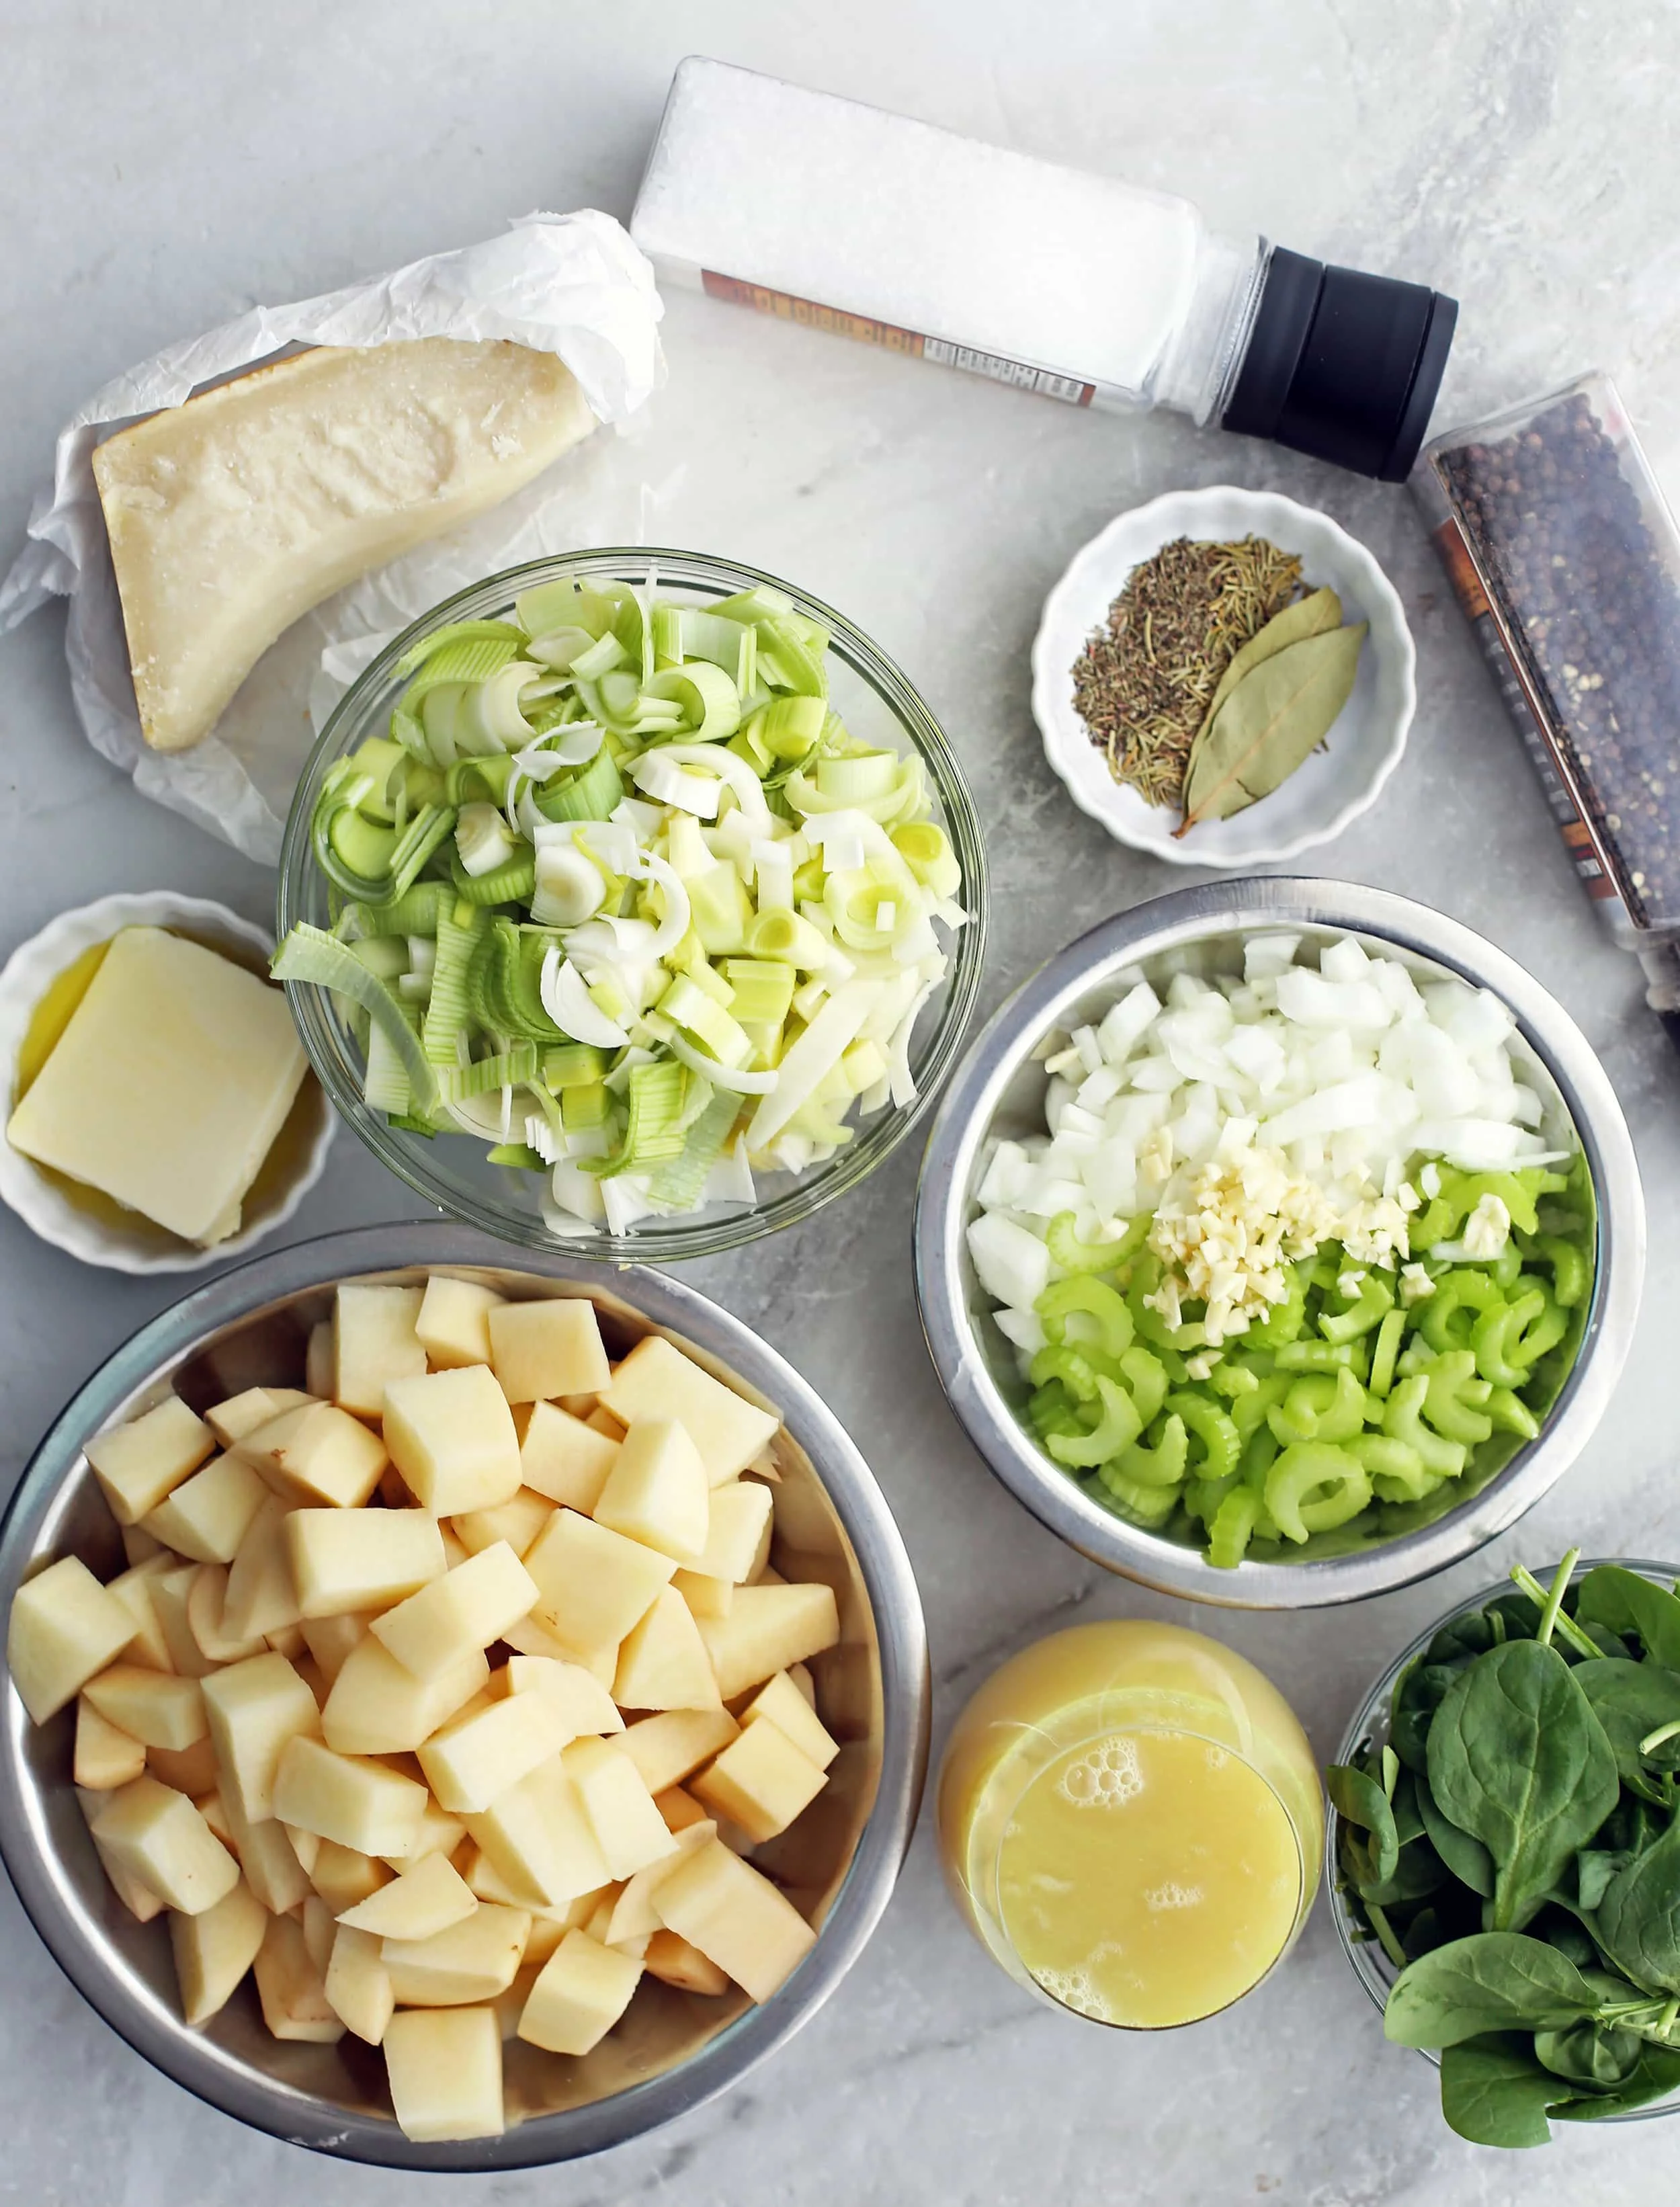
1146;1128;1412;1345
1399;1263;1435;1304
1461;1192;1513;1259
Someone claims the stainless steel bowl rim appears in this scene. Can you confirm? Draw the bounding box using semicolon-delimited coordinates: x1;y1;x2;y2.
277;547;990;1263
913;877;1645;1611
1329;1556;1680;2124
0;1224;930;2171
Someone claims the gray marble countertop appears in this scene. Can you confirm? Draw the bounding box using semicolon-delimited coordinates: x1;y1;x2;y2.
5;5;1680;2201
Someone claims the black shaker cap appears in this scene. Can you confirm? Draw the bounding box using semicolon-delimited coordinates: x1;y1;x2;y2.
1222;246;1458;483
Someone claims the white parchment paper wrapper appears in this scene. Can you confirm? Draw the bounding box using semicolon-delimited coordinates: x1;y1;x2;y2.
0;210;664;863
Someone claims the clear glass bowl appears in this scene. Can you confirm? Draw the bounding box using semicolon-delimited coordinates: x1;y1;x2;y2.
276;548;989;1261
1329;1555;1680;2125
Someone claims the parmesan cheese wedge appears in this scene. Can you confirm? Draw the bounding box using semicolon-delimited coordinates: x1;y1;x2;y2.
92;338;597;753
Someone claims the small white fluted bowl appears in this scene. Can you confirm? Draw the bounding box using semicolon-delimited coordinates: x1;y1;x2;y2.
0;892;333;1274
1032;486;1415;866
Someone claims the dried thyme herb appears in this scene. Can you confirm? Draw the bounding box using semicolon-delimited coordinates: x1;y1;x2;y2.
1072;536;1304;806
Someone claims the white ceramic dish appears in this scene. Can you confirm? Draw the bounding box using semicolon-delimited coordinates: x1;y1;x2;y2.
0;892;333;1274
1031;486;1416;867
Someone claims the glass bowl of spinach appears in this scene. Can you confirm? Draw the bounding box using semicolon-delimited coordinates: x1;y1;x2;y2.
1329;1550;1680;2147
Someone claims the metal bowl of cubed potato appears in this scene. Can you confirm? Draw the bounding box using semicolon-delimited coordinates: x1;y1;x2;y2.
0;1222;928;2170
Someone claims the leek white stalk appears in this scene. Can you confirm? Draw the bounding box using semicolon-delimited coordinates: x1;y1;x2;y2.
539;951;631;1048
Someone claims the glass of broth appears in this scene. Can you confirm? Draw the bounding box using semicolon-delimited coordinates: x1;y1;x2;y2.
937;1620;1322;2028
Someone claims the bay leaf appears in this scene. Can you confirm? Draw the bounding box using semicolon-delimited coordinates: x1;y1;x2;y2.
1192;585;1343;750
1177;620;1367;833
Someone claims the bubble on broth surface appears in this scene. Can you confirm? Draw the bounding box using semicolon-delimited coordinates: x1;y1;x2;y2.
1056;1735;1143;1808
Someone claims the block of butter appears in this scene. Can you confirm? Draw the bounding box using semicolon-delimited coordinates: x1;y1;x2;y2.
93;337;597;755
7;928;308;1246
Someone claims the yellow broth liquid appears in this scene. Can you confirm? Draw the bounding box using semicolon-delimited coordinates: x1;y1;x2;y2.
12;927;319;1250
938;1620;1322;2030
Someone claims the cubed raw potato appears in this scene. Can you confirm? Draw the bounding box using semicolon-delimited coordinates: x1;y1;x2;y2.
253;1911;343;2042
89;1777;239;1916
302;1891;337;1974
524;1510;675;1655
644;1928;730;1995
325;1921;394;2045
83;1665;206;1753
464;1757;610;1909
673;1569;733;1621
614;1586;722;1714
382;1901;530;2005
104;1560;175;1672
85;1397;216;1525
586;1407;628;1442
311;1839;391;1915
585;1887;645;1956
564;1737;677;1881
653;1839;816;2003
606;1818;718;1943
691;1480;775;1585
8;1557;139;1724
150;1737;220;1794
419;1694;573;1815
141;1454;269;1567
333;1283;427;1417
382;1366;520;1517
121;1524;166;1569
618;1708;741;1797
339;1850;478;1941
599;1338;780;1486
505;1656;623;1739
462;1842;541;1911
515;1401;619;1512
171;1876;267;2025
237;1403;388;1509
84;1806;166;1923
657;1786;710;1834
195;1784;232;1844
285;1509;446;1620
271;1735;429;1857
384;2007;503;2142
415;1275;503;1369
299;1610;370;1686
200;1651;321;1821
741;1671;839;1770
188;1565;269;1664
322;1639;488;1757
500;1612;615;1677
517;1928;641;2055
388;1797;468;1870
450;1488;554;1561
691;1719;827;1843
305;1319;335;1403
488;1298;610;1405
700;1583;839;1702
787;1661;816;1705
75;1696;146;1789
221;1499;303;1643
149;1566;216;1679
593;1420;710;1563
370;1543;537;1683
220;1788;313;1915
205;1386;315;1449
284;1821;323;1878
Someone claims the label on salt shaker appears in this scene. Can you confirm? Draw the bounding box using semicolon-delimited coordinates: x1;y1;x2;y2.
700;269;1098;407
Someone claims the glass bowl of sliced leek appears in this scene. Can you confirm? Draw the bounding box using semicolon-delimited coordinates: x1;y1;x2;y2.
276;549;988;1261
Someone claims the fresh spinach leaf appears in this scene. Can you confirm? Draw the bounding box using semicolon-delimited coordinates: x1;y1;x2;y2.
1390;1764;1425;1849
1573;1657;1680;1799
1595;1811;1680;1994
1439;2034;1573;2147
1359;1836;1449;1909
1327;1762;1398;1885
1575;1567;1680;1670
1534;2018;1645;2088
1391;1657;1469;1774
1415;1771;1495;1898
1384;1933;1600;2048
1577;1848;1634;1913
1427;1639;1619;1931
1552;2043;1680;2122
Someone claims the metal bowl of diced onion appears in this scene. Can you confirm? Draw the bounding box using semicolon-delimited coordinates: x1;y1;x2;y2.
0;1223;928;2170
913;878;1644;1609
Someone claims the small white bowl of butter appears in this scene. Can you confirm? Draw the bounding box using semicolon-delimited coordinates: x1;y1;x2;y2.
0;892;334;1273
